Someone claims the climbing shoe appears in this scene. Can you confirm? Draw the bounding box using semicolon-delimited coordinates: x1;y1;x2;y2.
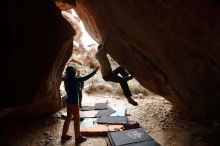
127;97;138;106
75;135;87;143
61;135;72;142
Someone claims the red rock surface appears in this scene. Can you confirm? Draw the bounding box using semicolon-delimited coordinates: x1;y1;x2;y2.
74;0;220;117
1;1;220;119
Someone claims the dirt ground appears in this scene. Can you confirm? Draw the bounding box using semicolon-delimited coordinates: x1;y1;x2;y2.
1;93;220;146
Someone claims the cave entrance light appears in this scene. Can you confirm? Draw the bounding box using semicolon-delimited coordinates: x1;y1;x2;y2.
71;9;98;50
60;9;98;98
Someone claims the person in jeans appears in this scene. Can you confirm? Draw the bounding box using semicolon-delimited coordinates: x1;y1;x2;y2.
61;66;99;143
95;44;138;106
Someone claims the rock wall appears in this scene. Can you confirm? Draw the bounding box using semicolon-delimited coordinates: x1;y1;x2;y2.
1;0;220;119
0;1;75;118
75;0;220;117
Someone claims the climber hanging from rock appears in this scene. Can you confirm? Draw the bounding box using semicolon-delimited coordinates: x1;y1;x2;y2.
95;31;138;106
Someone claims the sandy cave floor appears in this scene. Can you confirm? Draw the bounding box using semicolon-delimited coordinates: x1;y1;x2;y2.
0;93;220;146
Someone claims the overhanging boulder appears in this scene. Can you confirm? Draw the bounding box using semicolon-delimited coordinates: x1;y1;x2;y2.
75;0;220;117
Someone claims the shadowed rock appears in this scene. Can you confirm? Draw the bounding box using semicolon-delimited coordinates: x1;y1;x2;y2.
1;1;75;118
74;0;220;117
1;0;220;119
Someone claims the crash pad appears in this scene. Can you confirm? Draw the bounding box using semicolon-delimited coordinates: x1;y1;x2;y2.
80;110;98;118
94;103;109;110
80;100;109;111
81;99;108;106
96;116;128;125
110;106;126;116
125;140;160;146
108;128;160;146
80;118;124;136
80;108;115;119
96;108;116;117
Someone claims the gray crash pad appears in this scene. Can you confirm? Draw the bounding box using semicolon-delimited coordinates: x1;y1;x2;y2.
96;116;128;125
80;108;115;119
96;108;116;117
108;127;160;146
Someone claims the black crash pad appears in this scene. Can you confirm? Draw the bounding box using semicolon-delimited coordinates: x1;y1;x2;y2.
94;103;109;110
124;140;160;146
108;128;160;146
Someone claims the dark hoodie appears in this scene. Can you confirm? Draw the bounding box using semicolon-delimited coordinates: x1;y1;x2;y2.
63;66;97;104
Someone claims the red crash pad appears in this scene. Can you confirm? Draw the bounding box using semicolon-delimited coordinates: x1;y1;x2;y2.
80;118;124;136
